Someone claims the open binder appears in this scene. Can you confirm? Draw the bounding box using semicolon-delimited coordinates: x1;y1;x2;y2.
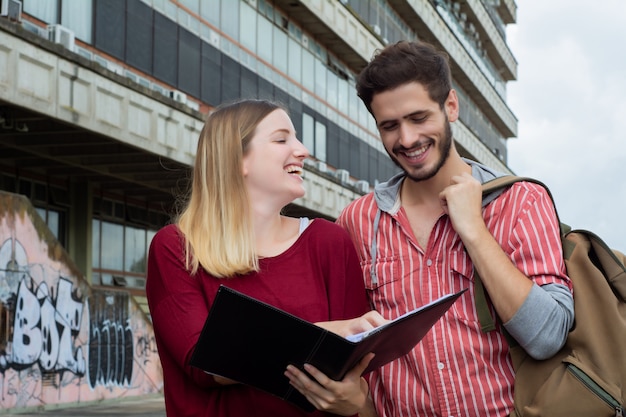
190;285;465;412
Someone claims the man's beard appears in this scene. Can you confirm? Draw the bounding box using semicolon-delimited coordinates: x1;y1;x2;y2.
388;116;453;182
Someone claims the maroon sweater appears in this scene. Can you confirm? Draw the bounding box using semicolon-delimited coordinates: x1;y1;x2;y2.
146;219;370;417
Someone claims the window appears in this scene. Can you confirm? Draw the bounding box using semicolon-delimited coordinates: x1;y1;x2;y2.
257;14;273;64
314;59;326;99
125;226;147;273
301;112;327;161
35;207;65;243
239;2;257;52
287;38;302;84
61;0;93;43
273;26;288;75
17;177;68;246
101;221;124;271
200;0;219;27
220;0;239;40
179;0;200;14
23;0;58;24
314;121;327;161
92;218;158;289
326;70;338;109
338;78;349;114
301;49;315;92
23;0;94;43
302;113;314;155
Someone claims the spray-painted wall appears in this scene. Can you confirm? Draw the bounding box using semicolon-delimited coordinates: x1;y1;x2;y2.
0;191;163;411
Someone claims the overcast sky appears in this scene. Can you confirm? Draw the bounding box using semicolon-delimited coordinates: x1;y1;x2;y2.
505;0;626;251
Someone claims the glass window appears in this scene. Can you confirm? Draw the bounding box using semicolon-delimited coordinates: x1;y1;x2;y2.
239;2;257;52
23;0;58;24
257;15;273;64
315;121;327;162
314;59;326;99
34;207;64;243
101;221;124;270
200;0;219;27
338;78;349;116
359;101;370;127
152;0;177;17
35;207;46;221
349;85;360;121
46;211;60;240
220;0;239;40
327;70;338;108
125;226;147;273
301;49;314;92
302;113;314;156
35;208;56;238
287;38;301;84
147;230;157;251
288;21;302;41
179;0;199;14
273;27;288;75
259;0;273;20
61;0;93;43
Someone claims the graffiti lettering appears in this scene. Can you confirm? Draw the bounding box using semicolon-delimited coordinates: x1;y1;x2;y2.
2;278;85;375
88;292;133;388
135;335;158;364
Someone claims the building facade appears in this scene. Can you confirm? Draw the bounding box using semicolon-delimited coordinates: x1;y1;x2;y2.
0;0;517;411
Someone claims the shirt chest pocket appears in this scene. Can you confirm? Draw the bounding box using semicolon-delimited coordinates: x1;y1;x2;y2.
447;251;481;326
362;256;402;310
447;250;474;287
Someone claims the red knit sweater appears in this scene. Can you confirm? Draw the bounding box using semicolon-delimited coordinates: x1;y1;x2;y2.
146;219;370;417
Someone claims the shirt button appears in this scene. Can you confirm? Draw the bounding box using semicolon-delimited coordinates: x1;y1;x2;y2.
426;259;433;266
437;362;445;370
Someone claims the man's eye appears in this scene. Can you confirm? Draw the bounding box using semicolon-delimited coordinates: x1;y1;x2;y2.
380;124;397;132
411;116;427;123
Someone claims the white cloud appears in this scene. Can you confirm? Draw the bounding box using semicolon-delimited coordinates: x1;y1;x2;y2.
506;1;626;251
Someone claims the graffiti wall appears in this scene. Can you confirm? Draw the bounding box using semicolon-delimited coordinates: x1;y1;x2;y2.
0;191;163;411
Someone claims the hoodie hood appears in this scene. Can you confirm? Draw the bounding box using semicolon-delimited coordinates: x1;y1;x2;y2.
373;158;508;214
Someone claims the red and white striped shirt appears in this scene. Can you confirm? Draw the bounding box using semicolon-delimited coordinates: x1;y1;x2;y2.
337;176;570;417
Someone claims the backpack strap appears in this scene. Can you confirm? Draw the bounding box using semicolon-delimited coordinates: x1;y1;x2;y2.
475;176;526;334
474;175;570;336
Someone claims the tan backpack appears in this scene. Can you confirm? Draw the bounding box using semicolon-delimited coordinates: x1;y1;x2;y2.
476;176;626;417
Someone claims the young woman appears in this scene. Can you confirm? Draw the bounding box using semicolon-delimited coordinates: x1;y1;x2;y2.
146;99;383;417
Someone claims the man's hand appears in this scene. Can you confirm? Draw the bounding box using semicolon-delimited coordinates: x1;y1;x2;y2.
439;172;486;241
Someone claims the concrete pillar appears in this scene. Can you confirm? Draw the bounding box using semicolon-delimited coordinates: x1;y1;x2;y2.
68;181;93;284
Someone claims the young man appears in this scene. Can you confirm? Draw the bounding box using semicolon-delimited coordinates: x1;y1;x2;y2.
336;41;574;417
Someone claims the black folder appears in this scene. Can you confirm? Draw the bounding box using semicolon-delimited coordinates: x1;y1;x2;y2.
190;285;466;412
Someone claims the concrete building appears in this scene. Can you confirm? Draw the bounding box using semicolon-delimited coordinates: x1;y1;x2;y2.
0;0;517;412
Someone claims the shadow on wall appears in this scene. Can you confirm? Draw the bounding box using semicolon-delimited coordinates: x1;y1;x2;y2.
0;191;163;412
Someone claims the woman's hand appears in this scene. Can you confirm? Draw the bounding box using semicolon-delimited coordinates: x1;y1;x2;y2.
316;311;389;338
284;353;376;416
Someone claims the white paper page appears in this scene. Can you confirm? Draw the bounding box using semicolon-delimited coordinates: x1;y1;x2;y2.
345;292;456;343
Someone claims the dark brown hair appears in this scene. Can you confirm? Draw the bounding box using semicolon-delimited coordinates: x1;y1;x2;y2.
356;41;452;114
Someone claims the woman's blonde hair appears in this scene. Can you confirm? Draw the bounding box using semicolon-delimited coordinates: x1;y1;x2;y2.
176;99;283;277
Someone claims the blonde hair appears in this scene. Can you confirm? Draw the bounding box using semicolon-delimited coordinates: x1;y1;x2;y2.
176;99;283;277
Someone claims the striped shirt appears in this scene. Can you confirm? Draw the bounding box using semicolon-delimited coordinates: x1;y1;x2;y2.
337;174;570;417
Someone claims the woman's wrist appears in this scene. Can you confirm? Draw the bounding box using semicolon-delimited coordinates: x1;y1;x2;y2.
357;393;378;417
